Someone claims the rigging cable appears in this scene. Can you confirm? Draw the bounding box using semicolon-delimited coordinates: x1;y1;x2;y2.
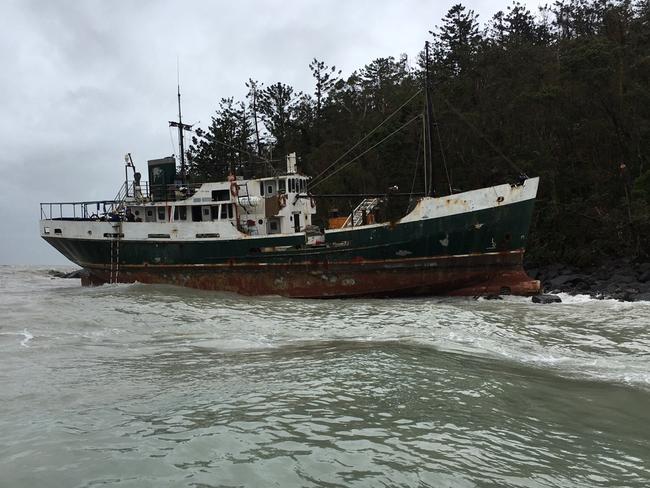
430;96;453;194
309;89;423;188
410;115;424;198
311;114;423;190
440;95;528;178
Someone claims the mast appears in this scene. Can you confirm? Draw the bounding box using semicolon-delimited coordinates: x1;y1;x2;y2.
169;83;192;182
424;41;435;197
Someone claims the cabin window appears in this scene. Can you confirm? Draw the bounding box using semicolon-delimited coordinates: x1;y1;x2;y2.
203;208;210;216
220;204;228;220
267;184;273;194
279;179;286;192
270;221;278;231
260;182;265;196
173;206;187;221
289;179;295;193
211;206;220;220
146;209;155;223
212;190;230;202
228;204;234;219
191;206;202;222
157;207;166;221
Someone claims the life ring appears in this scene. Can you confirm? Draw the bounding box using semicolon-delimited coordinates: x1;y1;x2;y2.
278;193;287;208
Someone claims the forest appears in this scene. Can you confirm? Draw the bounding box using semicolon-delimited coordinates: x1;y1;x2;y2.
186;0;650;266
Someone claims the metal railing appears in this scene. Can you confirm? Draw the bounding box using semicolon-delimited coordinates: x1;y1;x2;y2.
40;181;203;221
40;200;125;220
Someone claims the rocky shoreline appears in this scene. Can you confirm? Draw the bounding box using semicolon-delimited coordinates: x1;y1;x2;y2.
526;259;650;302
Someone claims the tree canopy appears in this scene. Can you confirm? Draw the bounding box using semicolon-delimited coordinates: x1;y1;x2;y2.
187;0;650;266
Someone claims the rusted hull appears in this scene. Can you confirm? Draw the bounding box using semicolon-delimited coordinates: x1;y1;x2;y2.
80;250;540;298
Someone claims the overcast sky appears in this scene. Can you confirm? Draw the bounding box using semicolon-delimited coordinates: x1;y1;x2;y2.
1;0;544;265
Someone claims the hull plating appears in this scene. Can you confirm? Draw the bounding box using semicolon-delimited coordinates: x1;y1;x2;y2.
78;251;540;298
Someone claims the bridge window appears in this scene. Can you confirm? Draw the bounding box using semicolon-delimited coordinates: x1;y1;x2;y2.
173;206;187;221
191;206;202;222
212;190;230;202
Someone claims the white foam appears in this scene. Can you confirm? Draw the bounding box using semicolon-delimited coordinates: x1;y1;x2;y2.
20;329;33;347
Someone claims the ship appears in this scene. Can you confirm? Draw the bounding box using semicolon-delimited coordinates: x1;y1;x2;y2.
39;55;541;298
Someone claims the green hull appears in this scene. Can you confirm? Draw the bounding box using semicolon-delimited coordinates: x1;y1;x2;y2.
43;198;540;297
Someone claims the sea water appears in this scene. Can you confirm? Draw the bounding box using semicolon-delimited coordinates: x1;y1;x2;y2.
1;266;649;487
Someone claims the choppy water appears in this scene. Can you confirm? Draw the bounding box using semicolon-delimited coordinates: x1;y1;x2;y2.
1;266;649;487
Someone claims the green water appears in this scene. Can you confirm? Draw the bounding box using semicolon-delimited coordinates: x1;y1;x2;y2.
1;267;648;487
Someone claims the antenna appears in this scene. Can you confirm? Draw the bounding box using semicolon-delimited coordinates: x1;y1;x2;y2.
169;58;193;182
424;41;435;197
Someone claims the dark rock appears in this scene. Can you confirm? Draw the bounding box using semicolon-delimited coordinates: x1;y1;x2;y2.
483;294;503;300
46;270;69;278
638;271;650;283
633;292;650;302
637;262;650;273
548;274;585;288
532;294;562;304
47;269;85;279
64;269;85;279
610;273;637;285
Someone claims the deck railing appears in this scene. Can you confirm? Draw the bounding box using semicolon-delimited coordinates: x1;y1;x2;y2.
39;181;202;220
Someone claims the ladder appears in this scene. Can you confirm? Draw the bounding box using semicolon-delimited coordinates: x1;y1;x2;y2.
109;223;122;284
344;198;380;227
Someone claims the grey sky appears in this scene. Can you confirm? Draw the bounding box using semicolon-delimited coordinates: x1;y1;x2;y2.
1;0;543;265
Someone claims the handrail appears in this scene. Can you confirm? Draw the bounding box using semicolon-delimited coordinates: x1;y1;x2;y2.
39;181;204;220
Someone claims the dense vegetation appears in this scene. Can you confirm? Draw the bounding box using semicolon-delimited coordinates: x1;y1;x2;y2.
187;0;650;266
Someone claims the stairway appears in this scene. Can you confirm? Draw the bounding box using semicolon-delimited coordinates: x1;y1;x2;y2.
344;198;380;227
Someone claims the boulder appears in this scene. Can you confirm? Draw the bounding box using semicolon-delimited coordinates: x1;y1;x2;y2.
547;274;585;289
532;294;562;304
483;294;503;300
63;269;86;279
47;269;85;279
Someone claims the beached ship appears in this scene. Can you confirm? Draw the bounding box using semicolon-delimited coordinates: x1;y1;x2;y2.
39;149;540;297
39;59;540;298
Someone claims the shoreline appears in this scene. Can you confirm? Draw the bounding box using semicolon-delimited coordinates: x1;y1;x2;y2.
526;259;650;302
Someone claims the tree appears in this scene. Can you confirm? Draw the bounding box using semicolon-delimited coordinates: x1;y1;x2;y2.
431;4;481;76
187;98;252;181
258;82;299;158
245;79;263;156
309;58;341;142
